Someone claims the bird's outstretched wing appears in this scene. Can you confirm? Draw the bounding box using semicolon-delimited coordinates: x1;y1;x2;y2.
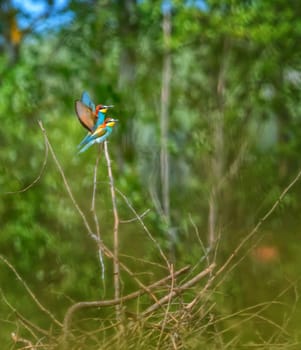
81;91;95;112
75;100;97;132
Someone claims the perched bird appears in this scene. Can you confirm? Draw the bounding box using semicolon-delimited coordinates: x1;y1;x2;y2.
78;117;118;153
75;91;117;152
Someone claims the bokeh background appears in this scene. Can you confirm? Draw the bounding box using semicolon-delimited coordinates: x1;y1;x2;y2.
1;0;301;348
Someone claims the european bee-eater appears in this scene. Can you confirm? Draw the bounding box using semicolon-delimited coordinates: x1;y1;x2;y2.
78;117;118;153
75;91;117;152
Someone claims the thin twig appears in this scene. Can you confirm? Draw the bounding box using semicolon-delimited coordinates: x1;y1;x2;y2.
91;145;101;233
188;213;211;274
157;264;174;349
117;259;161;305
103;141;121;321
91;145;105;284
5;124;49;194
215;165;301;279
11;332;36;350
0;255;62;327
120;208;151;223
115;187;170;269
119;254;166;270
1;290;50;337
143;263;216;316
38;121;98;242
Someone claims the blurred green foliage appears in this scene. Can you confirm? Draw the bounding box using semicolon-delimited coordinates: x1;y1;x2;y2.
1;0;301;347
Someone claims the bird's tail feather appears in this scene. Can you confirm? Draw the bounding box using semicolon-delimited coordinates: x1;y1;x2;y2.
78;140;95;153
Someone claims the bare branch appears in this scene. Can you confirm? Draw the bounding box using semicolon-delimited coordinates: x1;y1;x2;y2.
91;145;105;283
103;141;121;321
62;265;191;343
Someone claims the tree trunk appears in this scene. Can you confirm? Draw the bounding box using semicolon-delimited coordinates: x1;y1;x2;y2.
160;6;173;252
208;40;227;248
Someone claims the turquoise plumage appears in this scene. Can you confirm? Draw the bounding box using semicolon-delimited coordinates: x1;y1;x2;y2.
77;119;117;153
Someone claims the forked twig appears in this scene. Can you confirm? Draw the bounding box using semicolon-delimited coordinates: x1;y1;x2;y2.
116;187;170;269
143;263;216;316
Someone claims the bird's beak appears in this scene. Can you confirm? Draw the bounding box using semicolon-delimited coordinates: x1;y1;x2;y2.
100;105;114;113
